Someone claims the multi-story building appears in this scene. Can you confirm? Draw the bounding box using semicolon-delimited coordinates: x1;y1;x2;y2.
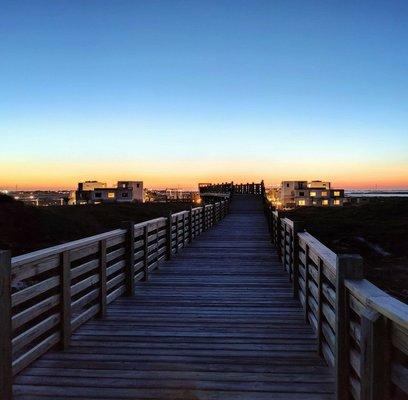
71;180;143;204
280;181;308;208
117;181;144;202
280;180;344;208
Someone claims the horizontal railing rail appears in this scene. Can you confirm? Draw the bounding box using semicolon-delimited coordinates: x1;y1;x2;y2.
0;200;229;400
264;201;408;400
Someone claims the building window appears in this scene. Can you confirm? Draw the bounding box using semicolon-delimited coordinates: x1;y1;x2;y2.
310;191;316;197
334;199;341;205
322;199;329;206
136;183;140;188
321;191;328;197
299;191;304;197
286;183;290;188
94;193;102;198
298;200;306;206
334;191;341;197
108;192;115;199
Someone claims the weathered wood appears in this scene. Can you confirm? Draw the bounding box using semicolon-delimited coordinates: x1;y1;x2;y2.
143;225;149;281
98;239;107;318
189;206;193;243
292;221;303;299
166;211;172;260
12;275;60;307
11;229;125;269
61;250;71;350
202;204;206;231
360;309;387;400
315;258;323;356
0;250;12;400
335;254;364;400
174;216;178;254
123;221;135;296
304;246;310;323
12;294;60;331
12;195;334;399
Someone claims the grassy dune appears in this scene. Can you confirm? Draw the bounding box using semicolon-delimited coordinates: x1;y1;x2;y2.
284;198;408;302
0;196;194;256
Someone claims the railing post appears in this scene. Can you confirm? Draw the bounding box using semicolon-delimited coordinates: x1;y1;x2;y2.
189;207;193;243
98;239;107;318
202;205;206;231
292;221;303;299
123;221;135;296
335;255;364;400
278;214;283;262
143;225;149;281
212;203;216;226
61;250;71;350
360;309;388;400
317;257;324;356
304;244;310;323
175;216;179;254
182;213;186;247
0;250;12;400
166;212;172;260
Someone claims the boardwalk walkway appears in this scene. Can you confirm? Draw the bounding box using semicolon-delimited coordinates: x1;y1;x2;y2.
14;195;334;399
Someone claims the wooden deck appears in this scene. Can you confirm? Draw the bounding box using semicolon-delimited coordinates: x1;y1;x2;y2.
14;195;334;399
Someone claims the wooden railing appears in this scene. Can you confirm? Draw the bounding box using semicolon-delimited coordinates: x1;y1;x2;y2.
265;204;408;400
199;181;265;196
0;200;229;399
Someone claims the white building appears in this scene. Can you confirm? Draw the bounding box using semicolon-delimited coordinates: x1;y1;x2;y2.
117;181;144;202
280;180;344;208
72;180;144;204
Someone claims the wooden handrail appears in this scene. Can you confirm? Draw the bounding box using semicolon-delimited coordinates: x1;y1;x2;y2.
0;200;230;399
265;204;408;400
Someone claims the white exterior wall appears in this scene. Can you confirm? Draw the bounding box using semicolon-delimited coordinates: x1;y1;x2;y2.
117;181;144;202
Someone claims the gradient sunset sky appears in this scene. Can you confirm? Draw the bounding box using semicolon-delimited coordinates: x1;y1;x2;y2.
1;0;407;190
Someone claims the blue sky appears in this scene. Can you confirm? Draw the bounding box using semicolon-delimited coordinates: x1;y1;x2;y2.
1;0;407;189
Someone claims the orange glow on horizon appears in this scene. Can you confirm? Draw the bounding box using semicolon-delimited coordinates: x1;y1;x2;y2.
1;159;407;191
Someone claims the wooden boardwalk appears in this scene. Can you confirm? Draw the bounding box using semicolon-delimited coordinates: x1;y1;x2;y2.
14;195;334;399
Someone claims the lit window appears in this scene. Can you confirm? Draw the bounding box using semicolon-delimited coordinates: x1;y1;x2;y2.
108;192;115;199
322;199;329;206
334;191;341;197
298;200;306;206
334;199;341;205
321;191;328;197
310;191;316;197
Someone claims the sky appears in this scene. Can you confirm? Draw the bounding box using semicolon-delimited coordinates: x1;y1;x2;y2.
1;0;407;190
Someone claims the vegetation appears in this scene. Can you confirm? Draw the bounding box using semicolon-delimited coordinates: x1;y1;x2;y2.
0;200;195;256
284;198;408;302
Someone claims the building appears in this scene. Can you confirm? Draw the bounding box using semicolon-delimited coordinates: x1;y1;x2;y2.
280;181;308;208
280;180;344;208
79;181;107;191
71;180;143;204
117;181;144;202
